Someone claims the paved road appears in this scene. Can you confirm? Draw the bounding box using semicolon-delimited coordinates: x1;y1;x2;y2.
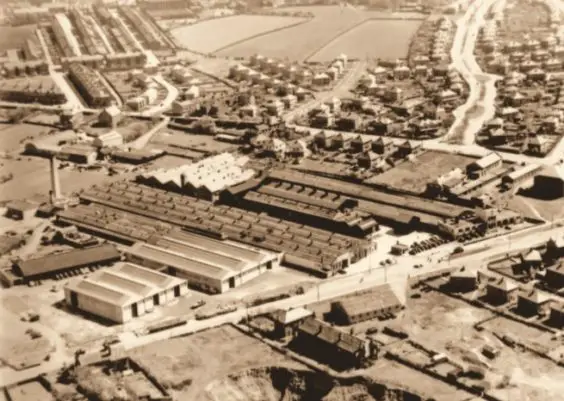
443;0;503;145
142;75;179;117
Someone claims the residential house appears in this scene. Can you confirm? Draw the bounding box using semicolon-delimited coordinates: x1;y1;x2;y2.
549;303;564;328
265;99;284;117
293;316;371;370
313;130;335;149
312;111;334;128
527;136;550;155
287;139;311;159
516;289;551;317
350;135;372;153
332;133;352;151
448;266;478;293
98;105;122;128
270;307;314;339
486;277;519;305
313;72;330;86
357;151;381;169
372;137;395;154
544;263;564;290
335;115;362;132
396;140;418;158
393;65;410;80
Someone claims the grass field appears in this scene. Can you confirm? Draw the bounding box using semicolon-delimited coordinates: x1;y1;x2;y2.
0;25;37;52
216;7;365;60
365;151;476;194
308;19;421;62
171;15;306;53
216;6;424;61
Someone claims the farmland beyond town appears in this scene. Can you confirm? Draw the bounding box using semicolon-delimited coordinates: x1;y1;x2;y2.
171;6;425;61
170;15;308;54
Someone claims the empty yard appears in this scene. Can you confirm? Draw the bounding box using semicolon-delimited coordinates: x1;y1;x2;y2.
171;15;306;54
366;151;476;194
309;19;422;62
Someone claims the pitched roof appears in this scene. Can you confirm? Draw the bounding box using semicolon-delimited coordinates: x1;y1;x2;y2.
17;244;121;278
271;307;313;324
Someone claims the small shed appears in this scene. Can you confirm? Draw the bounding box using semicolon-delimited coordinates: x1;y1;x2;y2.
5;200;38;221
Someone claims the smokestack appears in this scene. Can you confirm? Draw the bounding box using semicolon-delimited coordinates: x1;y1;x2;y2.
50;156;61;203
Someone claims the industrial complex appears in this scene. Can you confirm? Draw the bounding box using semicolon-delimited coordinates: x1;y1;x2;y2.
0;0;563;400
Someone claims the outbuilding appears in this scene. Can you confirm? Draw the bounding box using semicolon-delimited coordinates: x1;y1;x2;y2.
5;200;38;221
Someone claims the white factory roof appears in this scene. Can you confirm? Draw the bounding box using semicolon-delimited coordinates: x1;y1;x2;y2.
139;153;255;193
64;263;186;307
127;230;276;281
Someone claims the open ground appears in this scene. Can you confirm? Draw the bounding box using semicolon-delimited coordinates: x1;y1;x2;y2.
215;6;422;61
308;19;422;62
171;15;307;54
0;25;37;52
365;151;476;194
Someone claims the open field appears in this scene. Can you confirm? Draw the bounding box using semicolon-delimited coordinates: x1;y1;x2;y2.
309;19;421;62
365;151;476;194
171;15;307;54
0;157;134;203
0;123;50;154
216;7;424;60
128;325;306;399
216;6;366;60
150;129;236;154
0;25;37;52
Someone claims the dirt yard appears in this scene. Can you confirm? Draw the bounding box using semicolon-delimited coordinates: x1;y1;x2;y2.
0;123;50;153
398;290;564;401
128;325;305;400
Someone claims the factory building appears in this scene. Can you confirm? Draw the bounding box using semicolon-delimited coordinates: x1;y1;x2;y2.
138;153;256;202
52;13;82;58
14;244;121;282
124;230;279;294
330;284;404;325
64;263;188;323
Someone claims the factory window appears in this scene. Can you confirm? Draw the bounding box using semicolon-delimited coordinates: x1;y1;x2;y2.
153;294;159;306
132;303;138;318
174;285;180;297
267;261;273;270
229;277;236;288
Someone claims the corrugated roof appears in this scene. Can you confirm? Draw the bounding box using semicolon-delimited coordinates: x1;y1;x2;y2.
332;284;403;318
17;244;121;278
64;262;185;307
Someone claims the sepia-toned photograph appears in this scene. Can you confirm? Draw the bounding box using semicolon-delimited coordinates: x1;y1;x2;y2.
0;0;563;400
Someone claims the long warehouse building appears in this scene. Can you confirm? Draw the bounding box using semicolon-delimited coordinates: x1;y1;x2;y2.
124;230;279;294
64;262;189;323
